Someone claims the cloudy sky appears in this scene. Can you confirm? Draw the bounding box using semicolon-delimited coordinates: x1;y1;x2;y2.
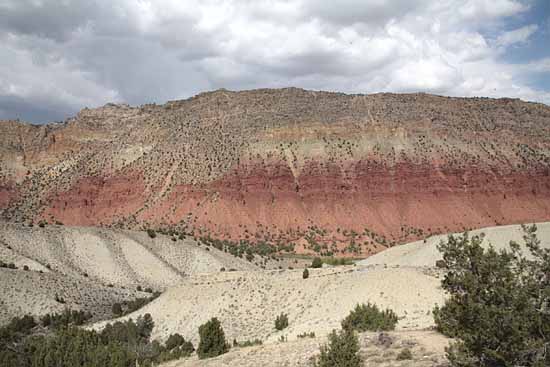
1;0;549;123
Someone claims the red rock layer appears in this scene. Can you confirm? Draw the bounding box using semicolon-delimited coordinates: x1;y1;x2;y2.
37;160;550;255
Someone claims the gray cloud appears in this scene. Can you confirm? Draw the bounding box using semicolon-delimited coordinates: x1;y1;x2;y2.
0;0;548;124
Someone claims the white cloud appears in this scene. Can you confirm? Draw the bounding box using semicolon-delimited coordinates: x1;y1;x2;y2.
497;24;538;46
0;0;548;122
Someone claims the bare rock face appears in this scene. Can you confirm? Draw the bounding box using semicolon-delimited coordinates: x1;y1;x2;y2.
1;88;550;256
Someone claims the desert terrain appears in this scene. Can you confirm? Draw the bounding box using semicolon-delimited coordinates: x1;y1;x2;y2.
2;89;550;257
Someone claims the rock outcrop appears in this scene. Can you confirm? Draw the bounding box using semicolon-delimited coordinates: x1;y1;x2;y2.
1;88;550;256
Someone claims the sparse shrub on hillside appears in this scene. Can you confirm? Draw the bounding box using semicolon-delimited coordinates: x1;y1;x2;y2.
233;339;263;347
112;303;123;316
54;294;65;304
311;257;323;268
396;348;413;360
136;285;142;291
314;328;362;367
435;259;446;268
302;268;309;279
147;229;156;239
434;226;550;367
23;265;29;271
297;331;315;338
197;317;229;359
275;313;289;331
0;261;17;269
341;303;398;332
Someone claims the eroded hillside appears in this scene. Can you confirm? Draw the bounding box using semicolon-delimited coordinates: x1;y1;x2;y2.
2;88;550;256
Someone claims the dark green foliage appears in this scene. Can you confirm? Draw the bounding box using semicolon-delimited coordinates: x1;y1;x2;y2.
165;333;185;350
434;226;550;367
111;293;161;317
321;257;354;266
54;294;65;304
315;328;362;367
0;311;197;367
396;348;413;360
341;303;398;332
40;309;92;329
112;303;123;316
233;339;262;347
435;259;446;268
197;318;229;359
23;265;29;271
146;229;156;239
275;313;289;331
163;333;194;360
311;257;323;268
302;268;309;279
0;261;17;269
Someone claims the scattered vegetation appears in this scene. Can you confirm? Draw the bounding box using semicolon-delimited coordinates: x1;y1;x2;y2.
0;261;17;269
297;331;315;339
341;303;398;332
232;338;263;347
112;292;161;317
302;268;309;279
396;348;413;360
40;309;93;329
434;225;550;367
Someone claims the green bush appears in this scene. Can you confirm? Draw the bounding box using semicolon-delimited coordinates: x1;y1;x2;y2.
275;313;289;331
315;328;362;367
164;333;194;358
147;229;156;239
233;339;262;347
197;318;229;359
434;226;550;367
112;303;123;316
396;348;413;360
341;303;398;332
302;268;309;279
311;257;323;268
297;331;315;338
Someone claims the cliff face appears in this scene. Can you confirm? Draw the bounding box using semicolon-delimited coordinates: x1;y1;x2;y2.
1;88;550;256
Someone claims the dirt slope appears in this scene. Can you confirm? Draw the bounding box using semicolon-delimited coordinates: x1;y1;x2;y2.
92;266;444;346
359;222;550;267
0;222;257;290
0;267;143;325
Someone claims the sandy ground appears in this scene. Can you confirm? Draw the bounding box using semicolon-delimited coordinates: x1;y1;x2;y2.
359;222;550;267
162;330;450;367
0;222;259;324
92;266;445;345
0;222;257;290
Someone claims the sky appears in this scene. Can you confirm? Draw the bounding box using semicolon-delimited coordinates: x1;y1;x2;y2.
0;0;549;123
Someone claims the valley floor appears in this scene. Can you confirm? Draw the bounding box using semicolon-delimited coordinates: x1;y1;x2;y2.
162;330;449;367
